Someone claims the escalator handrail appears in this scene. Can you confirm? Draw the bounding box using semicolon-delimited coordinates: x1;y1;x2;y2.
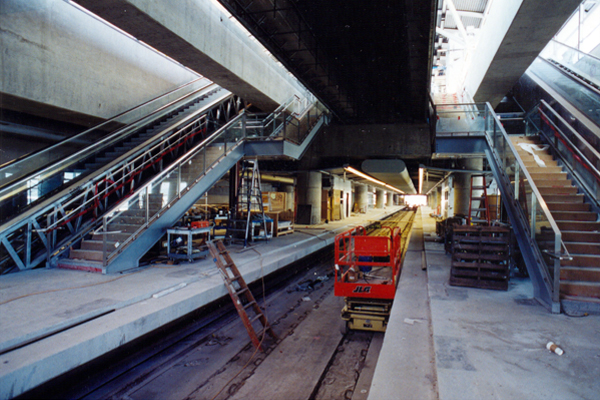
0;83;219;205
0;90;233;240
0;77;205;172
540;39;600;91
538;100;600;182
39;93;235;236
0;78;212;190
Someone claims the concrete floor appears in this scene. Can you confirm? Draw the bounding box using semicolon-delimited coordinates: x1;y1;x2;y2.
370;207;600;400
0;206;401;399
3;205;599;399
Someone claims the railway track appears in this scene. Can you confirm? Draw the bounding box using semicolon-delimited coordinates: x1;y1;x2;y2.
20;209;414;400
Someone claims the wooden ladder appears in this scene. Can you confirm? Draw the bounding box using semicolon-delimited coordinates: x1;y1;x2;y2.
207;240;277;350
468;174;491;226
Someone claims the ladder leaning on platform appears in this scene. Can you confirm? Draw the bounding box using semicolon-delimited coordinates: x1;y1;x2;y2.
207;240;277;351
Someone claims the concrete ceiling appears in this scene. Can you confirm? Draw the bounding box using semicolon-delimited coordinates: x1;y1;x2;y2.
217;0;437;124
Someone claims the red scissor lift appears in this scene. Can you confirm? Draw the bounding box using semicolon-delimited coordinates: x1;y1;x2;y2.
334;224;404;332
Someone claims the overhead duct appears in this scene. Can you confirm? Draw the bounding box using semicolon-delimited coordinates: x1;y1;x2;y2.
260;174;295;185
361;159;417;194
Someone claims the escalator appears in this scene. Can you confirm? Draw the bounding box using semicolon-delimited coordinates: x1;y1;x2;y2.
0;77;222;222
0;87;330;275
0;79;242;274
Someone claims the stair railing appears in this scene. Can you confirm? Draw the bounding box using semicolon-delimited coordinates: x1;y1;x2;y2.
435;103;487;136
246;97;329;144
98;113;247;266
483;102;565;312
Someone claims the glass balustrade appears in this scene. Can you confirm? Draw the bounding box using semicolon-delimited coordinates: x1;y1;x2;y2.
100;114;246;265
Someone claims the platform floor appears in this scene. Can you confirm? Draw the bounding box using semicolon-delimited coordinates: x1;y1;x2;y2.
370;207;600;400
0;207;402;399
4;205;600;399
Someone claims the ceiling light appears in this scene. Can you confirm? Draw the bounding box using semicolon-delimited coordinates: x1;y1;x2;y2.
343;166;405;194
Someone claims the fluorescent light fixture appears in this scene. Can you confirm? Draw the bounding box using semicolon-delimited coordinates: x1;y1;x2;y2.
344;166;405;194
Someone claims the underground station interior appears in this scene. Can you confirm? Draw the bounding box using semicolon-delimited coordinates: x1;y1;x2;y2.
1;0;600;399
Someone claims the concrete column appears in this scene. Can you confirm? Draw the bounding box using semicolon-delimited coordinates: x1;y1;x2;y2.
393;194;399;205
375;188;385;209
297;171;321;225
283;184;295;212
453;158;483;217
386;191;394;207
355;184;368;213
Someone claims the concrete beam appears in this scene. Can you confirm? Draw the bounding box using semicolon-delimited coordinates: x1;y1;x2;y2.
73;0;314;112
473;0;580;107
301;123;431;168
0;0;197;124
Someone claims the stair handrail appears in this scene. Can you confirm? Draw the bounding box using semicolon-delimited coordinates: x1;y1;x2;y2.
248;99;328;144
0;78;212;190
484;102;564;311
97;113;247;266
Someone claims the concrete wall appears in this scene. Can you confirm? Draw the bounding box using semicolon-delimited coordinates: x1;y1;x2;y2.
301;123;431;169
472;0;581;106
462;0;522;102
72;0;315;112
0;0;198;125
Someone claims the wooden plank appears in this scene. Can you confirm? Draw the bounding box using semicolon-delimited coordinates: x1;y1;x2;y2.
449;276;508;291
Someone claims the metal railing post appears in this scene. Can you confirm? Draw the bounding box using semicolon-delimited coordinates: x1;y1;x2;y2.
530;195;537;239
145;189;150;225
515;163;520;201
553;236;561;308
102;217;108;268
177;164;182;199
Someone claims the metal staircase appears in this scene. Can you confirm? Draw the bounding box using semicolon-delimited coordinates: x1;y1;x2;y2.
511;135;600;307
